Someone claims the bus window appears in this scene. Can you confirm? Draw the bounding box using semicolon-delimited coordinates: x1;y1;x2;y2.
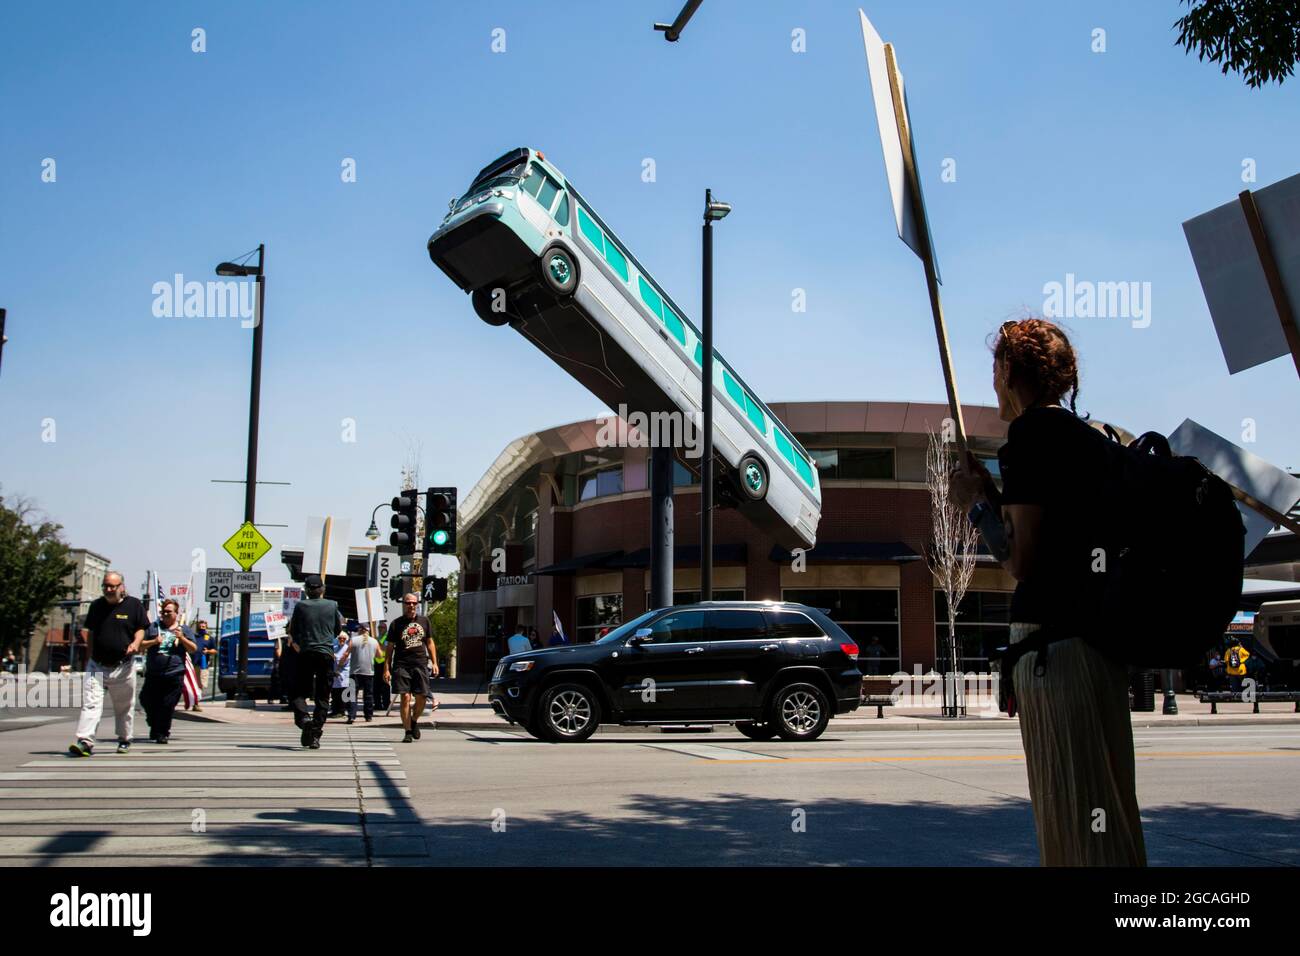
723;368;746;408
604;237;629;282
578;207;604;255
554;193;569;226
537;175;559;211
743;393;766;433
662;306;686;346
638;275;664;319
522;167;545;197
694;342;703;365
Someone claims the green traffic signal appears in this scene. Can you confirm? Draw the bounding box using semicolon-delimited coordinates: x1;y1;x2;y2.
431;529;448;547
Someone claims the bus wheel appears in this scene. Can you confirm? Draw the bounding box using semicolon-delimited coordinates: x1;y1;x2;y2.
737;453;768;502
472;287;512;327
539;245;579;298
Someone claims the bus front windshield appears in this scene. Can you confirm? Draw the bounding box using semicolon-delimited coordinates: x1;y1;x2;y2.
466;159;527;197
594;610;659;645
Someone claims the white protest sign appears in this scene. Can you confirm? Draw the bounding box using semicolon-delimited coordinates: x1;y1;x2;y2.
354;586;386;625
264;610;287;639
302;516;352;577
1168;418;1300;556
282;586;303;619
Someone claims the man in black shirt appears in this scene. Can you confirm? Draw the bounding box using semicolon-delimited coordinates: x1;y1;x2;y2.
71;571;149;756
287;575;344;749
388;592;439;742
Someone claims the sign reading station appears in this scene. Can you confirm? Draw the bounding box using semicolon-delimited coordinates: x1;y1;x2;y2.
222;521;272;571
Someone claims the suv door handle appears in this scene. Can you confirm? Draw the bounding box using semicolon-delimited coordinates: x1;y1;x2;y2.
684;646;705;654
759;644;779;651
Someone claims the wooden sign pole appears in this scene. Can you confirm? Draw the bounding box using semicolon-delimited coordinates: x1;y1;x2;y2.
318;516;332;591
884;42;968;459
1238;189;1300;380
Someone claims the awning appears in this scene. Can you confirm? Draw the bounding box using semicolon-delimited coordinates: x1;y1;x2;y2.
768;541;919;563
532;550;624;576
607;544;748;569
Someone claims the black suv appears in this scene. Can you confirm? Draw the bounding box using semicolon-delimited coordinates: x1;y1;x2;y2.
488;601;863;742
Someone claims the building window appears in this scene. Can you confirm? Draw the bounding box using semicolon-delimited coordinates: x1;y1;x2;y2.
578;465;624;502
809;447;895;480
576;593;623;643
933;590;1011;673
782;587;899;674
520;509;538;563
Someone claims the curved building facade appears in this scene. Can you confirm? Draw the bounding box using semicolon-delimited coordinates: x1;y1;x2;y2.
455;401;1022;678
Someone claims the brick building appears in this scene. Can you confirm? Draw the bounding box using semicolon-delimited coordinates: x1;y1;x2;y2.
455;401;1027;679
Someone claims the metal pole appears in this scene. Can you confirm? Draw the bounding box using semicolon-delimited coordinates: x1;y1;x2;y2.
700;190;714;602
650;446;674;609
235;244;266;702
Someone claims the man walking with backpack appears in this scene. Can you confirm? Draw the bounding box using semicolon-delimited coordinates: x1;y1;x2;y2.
286;575;344;749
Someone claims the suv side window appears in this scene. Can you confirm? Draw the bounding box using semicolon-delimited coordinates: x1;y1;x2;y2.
648;610;705;644
708;609;767;641
765;610;824;639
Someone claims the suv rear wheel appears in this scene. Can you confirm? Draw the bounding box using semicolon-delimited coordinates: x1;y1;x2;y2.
771;683;831;741
536;682;601;742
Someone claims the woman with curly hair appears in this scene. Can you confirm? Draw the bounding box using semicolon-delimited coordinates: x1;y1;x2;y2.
951;317;1147;867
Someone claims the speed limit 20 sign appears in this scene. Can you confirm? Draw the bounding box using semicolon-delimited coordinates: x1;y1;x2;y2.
205;568;235;603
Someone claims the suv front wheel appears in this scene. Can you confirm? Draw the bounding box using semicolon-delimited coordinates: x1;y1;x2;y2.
535;682;601;742
771;683;831;741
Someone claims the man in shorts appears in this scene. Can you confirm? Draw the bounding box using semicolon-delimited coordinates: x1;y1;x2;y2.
387;592;439;742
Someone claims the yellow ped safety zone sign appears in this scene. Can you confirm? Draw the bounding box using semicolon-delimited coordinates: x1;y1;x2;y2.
222;521;272;571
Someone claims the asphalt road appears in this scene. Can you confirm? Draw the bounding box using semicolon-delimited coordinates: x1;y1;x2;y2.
0;716;1295;866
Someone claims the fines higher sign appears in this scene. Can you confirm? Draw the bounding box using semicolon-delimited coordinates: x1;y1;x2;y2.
222;521;272;572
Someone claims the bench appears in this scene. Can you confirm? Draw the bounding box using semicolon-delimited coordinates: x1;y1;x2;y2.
861;694;895;719
1196;690;1300;714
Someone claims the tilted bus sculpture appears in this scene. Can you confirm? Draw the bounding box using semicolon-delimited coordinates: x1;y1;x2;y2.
428;147;821;550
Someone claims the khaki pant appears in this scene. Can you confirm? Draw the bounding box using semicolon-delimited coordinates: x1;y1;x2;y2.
75;659;137;746
1012;623;1147;866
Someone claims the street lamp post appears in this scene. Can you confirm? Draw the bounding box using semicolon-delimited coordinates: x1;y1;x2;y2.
700;189;730;601
215;245;265;703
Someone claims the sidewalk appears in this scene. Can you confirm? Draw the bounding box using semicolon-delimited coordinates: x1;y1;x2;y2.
175;690;1300;732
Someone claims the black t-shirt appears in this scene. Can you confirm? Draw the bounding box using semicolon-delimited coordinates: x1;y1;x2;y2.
388;616;432;667
82;595;150;667
997;407;1111;630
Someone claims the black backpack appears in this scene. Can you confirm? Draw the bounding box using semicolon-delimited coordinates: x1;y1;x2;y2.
1096;427;1245;669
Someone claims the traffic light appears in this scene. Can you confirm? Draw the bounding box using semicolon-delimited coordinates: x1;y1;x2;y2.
390;489;418;554
424;486;457;556
389;577;406;602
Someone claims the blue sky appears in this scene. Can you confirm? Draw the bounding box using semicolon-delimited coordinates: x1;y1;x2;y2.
2;0;1298;596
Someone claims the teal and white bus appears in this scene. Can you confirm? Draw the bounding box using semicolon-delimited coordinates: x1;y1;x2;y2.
427;147;821;550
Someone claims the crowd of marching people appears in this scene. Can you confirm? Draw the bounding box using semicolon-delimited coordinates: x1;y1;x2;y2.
68;570;440;756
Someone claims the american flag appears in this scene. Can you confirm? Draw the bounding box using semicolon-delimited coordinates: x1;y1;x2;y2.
181;654;201;709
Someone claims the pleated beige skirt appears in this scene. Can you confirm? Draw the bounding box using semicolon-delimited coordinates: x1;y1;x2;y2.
1011;623;1147;866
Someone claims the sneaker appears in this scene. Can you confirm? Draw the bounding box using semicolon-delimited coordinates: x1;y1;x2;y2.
411;722;421;740
346;717;354;725
402;732;414;743
116;740;130;754
364;717;373;722
158;735;169;745
68;740;93;758
192;704;203;712
308;738;321;750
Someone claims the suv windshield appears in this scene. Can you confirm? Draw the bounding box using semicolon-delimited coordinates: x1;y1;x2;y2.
594;610;659;645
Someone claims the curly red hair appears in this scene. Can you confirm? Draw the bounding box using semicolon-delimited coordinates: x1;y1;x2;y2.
992;317;1081;414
